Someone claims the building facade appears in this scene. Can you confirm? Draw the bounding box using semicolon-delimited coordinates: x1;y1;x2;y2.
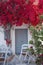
0;24;32;54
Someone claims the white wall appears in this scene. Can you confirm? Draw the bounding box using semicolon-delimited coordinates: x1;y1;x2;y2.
0;26;6;46
11;28;15;54
28;28;32;43
0;25;32;54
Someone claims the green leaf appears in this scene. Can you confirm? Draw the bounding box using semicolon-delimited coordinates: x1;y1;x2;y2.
29;40;33;44
40;15;43;19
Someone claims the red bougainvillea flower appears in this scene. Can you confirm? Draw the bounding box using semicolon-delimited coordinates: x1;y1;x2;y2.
6;39;11;45
24;3;39;26
39;9;43;14
16;20;22;26
13;0;22;5
0;0;41;27
38;0;43;22
38;0;43;14
29;0;35;4
30;46;33;48
33;5;39;15
39;0;43;6
32;16;40;26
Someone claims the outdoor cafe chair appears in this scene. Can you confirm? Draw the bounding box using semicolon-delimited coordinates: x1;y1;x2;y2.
19;44;28;63
0;44;11;65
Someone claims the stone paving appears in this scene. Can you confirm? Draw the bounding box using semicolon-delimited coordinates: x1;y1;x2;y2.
0;61;36;65
0;55;36;65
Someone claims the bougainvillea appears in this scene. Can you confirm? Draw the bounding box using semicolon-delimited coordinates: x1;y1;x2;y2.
38;0;43;14
38;0;43;22
0;0;43;27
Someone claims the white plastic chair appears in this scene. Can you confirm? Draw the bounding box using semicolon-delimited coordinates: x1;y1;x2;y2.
19;44;28;63
0;44;9;65
19;44;35;64
0;51;8;65
21;44;28;54
20;44;35;54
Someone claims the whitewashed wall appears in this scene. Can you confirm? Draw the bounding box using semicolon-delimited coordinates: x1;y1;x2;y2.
0;26;6;46
0;25;32;54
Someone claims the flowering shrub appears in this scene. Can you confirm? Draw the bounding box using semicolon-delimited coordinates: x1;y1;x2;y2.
0;0;42;27
29;25;43;65
36;54;43;65
38;0;43;15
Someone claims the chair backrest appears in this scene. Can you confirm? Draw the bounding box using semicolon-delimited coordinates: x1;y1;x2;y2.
0;51;8;65
0;44;8;65
22;44;28;49
21;44;28;54
19;44;28;63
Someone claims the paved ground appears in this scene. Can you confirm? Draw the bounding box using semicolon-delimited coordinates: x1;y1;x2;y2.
0;55;36;65
0;63;36;65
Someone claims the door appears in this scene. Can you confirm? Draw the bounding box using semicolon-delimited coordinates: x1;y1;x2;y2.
15;29;28;55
